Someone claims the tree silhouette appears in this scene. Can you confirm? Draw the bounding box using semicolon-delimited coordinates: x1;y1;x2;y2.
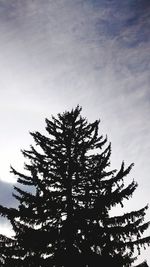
135;261;149;267
0;106;149;266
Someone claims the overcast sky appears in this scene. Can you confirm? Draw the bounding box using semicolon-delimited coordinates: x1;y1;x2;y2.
0;0;150;264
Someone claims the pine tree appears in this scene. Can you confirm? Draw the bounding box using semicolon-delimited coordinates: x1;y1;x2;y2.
0;106;150;266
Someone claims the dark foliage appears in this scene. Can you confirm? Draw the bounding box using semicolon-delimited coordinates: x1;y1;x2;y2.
135;261;149;267
0;106;149;266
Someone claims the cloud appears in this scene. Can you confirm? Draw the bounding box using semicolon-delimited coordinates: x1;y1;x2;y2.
0;180;16;237
0;180;15;207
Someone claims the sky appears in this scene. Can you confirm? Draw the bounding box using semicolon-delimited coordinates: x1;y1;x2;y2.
0;0;149;264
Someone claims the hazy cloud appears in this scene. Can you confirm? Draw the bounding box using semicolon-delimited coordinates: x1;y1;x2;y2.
0;180;15;207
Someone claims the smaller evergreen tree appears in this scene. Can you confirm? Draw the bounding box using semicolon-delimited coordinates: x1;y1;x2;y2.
0;106;149;266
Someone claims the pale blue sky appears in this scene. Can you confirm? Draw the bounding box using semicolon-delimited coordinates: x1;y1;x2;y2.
0;0;149;264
